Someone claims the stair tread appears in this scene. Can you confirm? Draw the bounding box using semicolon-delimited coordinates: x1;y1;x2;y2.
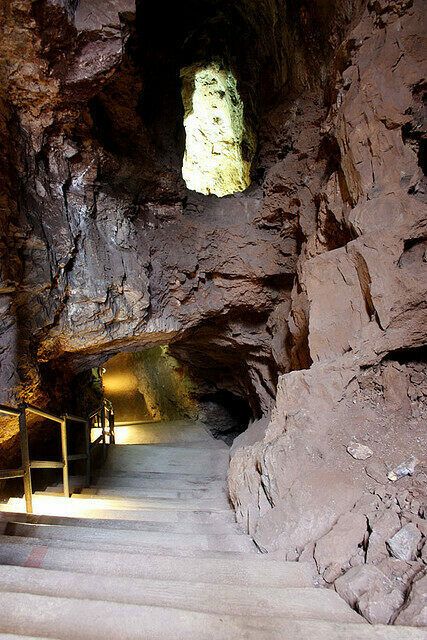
112;421;229;448
2;523;256;553
0;566;350;618
0;541;313;586
72;492;230;504
0;600;422;640
0;635;59;640
80;486;228;498
0;567;361;622
2;496;233;512
0;533;258;558
47;483;227;497
0;502;235;523
95;473;226;483
9;494;231;509
97;472;226;480
0;591;374;640
0;512;238;534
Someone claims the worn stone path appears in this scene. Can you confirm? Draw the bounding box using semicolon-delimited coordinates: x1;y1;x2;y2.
0;421;424;639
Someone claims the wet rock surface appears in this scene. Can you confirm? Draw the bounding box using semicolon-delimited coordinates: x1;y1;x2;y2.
0;0;426;626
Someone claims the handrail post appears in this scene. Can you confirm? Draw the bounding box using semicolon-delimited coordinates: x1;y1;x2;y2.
100;405;107;459
85;419;91;485
60;417;70;498
18;405;33;514
109;409;115;445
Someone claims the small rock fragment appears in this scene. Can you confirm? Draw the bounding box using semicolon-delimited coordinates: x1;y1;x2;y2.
386;523;422;561
315;512;367;583
366;509;401;563
394;573;427;627
347;442;373;460
388;456;419;482
365;461;388;484
335;565;387;608
335;563;406;624
358;584;404;625
410;371;424;385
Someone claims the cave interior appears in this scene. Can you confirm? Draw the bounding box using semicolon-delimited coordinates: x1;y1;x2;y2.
0;0;426;631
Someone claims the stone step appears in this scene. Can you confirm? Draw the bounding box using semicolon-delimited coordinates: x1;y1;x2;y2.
0;635;56;640
95;471;225;485
0;541;312;586
0;615;419;640
0;534;257;559
0;566;352;620
0;501;235;523
0;591;372;640
108;444;229;457
81;485;228;500
11;492;231;511
69;492;230;509
3;522;255;553
112;421;228;448
0;512;240;535
103;445;229;476
73;489;229;503
47;476;227;494
41;485;228;502
4;494;233;514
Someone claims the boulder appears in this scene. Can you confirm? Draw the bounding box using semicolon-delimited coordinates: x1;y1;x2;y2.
387;523;423;562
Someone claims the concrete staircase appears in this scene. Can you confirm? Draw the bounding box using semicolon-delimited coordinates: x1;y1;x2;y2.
0;421;423;639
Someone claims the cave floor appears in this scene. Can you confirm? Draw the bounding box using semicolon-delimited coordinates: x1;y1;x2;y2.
0;421;421;639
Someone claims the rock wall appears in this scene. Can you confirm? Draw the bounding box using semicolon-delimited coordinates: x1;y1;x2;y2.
229;0;427;625
102;348;196;423
1;0;360;425
132;347;196;422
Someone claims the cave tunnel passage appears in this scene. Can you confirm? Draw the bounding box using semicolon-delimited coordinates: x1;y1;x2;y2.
100;346;253;446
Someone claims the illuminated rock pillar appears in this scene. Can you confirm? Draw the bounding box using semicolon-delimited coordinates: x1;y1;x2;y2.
181;63;255;197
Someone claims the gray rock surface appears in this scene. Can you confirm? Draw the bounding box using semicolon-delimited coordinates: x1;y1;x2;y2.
387;524;423;562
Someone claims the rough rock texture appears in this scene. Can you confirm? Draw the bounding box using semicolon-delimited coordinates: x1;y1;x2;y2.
102;352;151;424
0;0;426;626
181;63;255;197
228;0;426;626
103;348;196;423
395;572;427;627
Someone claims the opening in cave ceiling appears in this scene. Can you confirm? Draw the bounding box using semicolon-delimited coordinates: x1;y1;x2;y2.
181;63;254;197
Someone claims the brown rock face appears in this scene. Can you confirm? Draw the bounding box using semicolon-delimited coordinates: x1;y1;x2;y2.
0;0;426;626
229;0;426;626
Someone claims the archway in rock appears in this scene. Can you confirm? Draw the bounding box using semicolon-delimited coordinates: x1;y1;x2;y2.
85;341;255;447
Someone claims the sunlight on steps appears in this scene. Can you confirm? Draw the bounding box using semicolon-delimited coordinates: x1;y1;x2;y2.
0;420;423;640
1;495;130;519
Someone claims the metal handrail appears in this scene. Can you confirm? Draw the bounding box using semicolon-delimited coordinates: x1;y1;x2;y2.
23;403;63;424
0;404;20;417
0;398;114;514
87;400;115;473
